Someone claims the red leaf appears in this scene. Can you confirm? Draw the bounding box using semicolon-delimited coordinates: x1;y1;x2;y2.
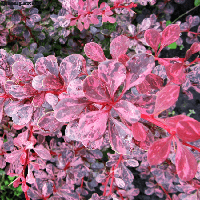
175;139;197;181
176;115;200;142
126;53;155;90
54;97;89;122
144;29;161;54
147;136;172;166
185;42;200;60
160;24;180;50
165;63;186;85
109;118;133;155
154;84;180;116
83;76;111;103
98;60;126;98
131;122;147;141
113;100;141;124
84;42;106;62
110;35;130;59
79;110;109;142
38;112;63;133
60;54;85;84
34;144;52;160
145;73;163;90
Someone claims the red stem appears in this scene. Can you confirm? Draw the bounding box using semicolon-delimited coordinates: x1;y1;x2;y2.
181;141;200;153
141;114;175;135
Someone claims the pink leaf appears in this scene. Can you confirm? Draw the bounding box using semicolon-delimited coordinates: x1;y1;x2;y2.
160;24;180;49
126;53;155;90
79;110;109;142
131;122;147;141
109;118;133;155
176;115;200;142
35;56;59;77
12;104;33;125
9;85;30;99
34;144;52;160
110;35;130;59
83;76;111;103
84;42;106;62
175;139;197;181
42;74;63;90
67;79;85;98
45;93;58;107
5;150;23;163
115;178;125;189
54;97;89;122
59;54;85;84
32;92;45;107
98;60;126;98
32;75;48;91
154;84;180;116
147;136;172;166
38;112;63;133
144;29;161;54
12;60;36;83
113;100;141;124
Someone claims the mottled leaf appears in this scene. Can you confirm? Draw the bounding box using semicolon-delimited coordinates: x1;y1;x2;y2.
34;144;52;160
12;60;36;83
160;24;180;50
175;139;197;181
84;42;106;62
113;100;141;124
110;35;130;59
79;110;109;142
154;84;180;116
165;63;185;84
67;79;85;98
109;118;134;155
12;104;33;125
98;60;126;98
42;74;63;90
54;97;89;122
32;92;45;107
83;76;111;103
147;136;172;166
126;53;155;90
176;115;200;142
38;112;63;133
131;122;147;141
60;54;85;85
144;29;161;53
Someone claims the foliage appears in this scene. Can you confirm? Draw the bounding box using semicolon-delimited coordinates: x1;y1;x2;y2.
0;0;200;200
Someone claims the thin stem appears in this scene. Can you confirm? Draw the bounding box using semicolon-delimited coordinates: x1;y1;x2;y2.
181;141;200;153
172;4;200;24
141;114;175;135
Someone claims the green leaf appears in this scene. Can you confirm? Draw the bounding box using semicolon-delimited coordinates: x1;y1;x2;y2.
179;45;184;50
194;0;200;6
168;42;177;49
166;20;172;26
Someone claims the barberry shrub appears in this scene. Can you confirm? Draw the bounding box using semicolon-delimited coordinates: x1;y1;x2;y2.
0;0;200;200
